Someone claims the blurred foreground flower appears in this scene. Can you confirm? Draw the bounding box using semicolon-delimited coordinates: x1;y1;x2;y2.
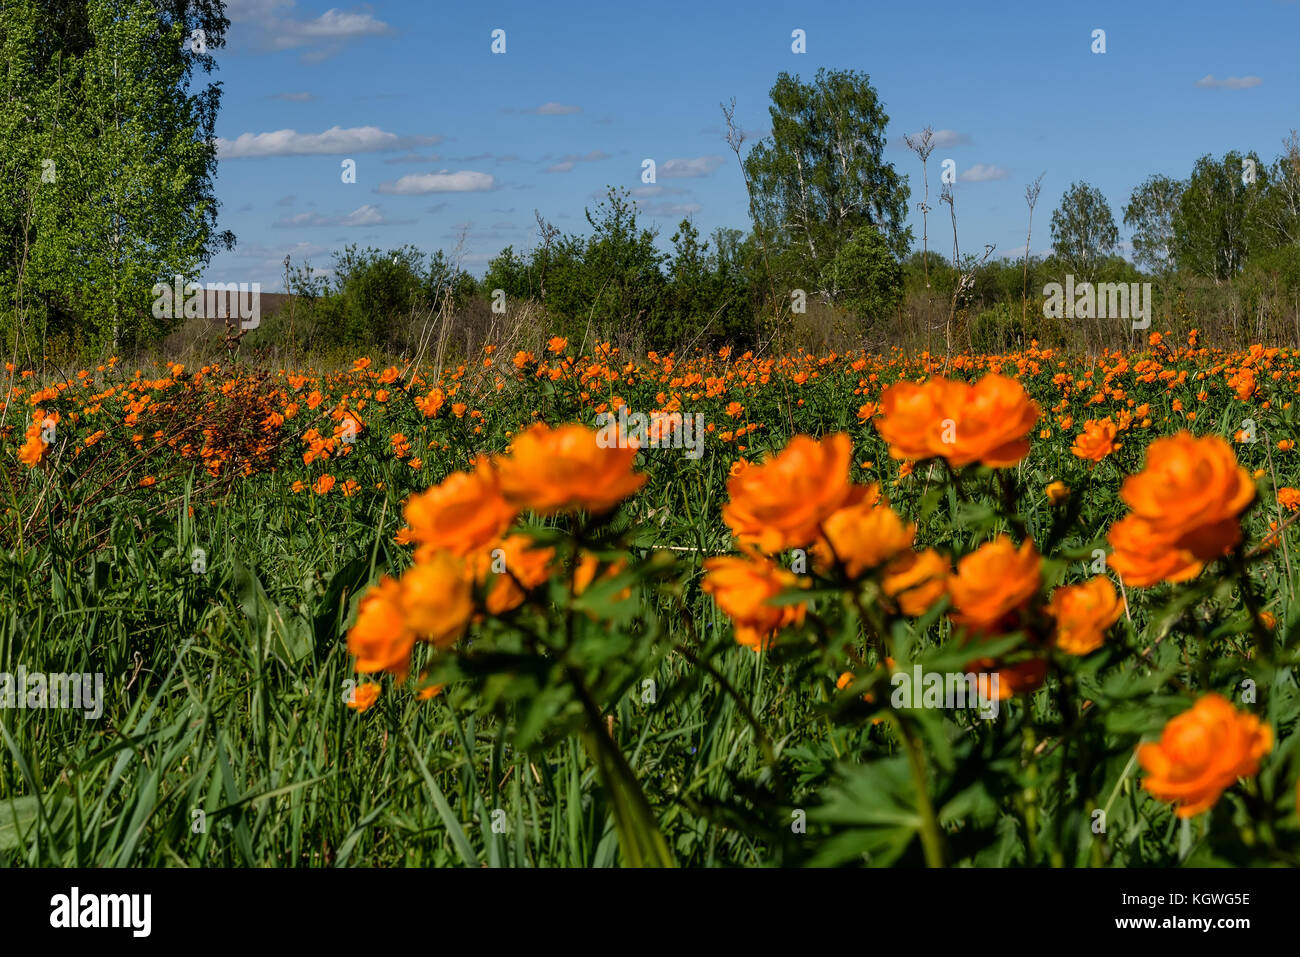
1138;694;1272;818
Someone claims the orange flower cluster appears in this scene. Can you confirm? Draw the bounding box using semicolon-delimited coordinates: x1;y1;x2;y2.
349;421;647;693
1107;432;1255;587
945;540;1127;695
347;550;473;677
875;373;1039;468
18;410;56;467
1138;694;1272;817
707;433;948;651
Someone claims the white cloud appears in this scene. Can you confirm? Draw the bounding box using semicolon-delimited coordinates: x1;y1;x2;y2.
1195;74;1262;89
958;163;1009;183
374;171;496;194
272;204;411;228
216;126;439;159
269;91;315;102
659;156;725;178
931;129;970;147
542;150;610;173
227;0;393;60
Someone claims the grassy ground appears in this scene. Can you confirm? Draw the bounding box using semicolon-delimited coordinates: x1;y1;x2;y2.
2;339;1299;866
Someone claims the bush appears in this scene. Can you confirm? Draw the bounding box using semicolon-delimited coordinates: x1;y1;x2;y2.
831;227;903;326
970;301;1032;353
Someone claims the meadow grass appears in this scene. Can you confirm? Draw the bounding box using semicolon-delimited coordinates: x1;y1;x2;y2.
3;341;1299;867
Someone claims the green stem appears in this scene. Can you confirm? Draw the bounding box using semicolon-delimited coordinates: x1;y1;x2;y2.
566;664;675;867
888;711;947;868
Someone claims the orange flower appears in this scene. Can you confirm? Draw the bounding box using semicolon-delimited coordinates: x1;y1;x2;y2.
347;577;416;676
945;374;1041;467
813;487;914;579
1107;432;1254;587
313;474;336;495
348;682;381;712
1121;432;1254;544
1048;576;1124;655
1107;515;1203;587
1071;418;1119;462
547;336;568;354
876;374;1038;468
400;551;474;647
402;457;517;559
721;433;854;552
1278;487;1300;512
472;534;555;615
947;536;1041;633
416;679;445;701
495;422;646;514
874;378;951;461
881;549;950;617
1045;480;1070;505
18;432;47;467
415;388;445;418
573;552;631;603
701;555;806;651
1138;694;1273;817
981;658;1048;700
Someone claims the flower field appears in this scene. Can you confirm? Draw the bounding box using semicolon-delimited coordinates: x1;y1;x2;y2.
3;332;1300;867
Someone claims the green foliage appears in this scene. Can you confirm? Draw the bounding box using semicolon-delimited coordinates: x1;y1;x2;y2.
263;245;476;353
830;227;903;326
969;301;1031;353
0;0;231;353
1049;182;1119;282
744;68;910;308
1173;151;1271;281
1124;174;1183;275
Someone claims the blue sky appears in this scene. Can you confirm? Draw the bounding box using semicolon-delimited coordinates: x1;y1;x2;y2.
205;0;1300;288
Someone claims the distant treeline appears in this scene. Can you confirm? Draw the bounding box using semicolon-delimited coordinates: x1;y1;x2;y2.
5;10;1300;363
